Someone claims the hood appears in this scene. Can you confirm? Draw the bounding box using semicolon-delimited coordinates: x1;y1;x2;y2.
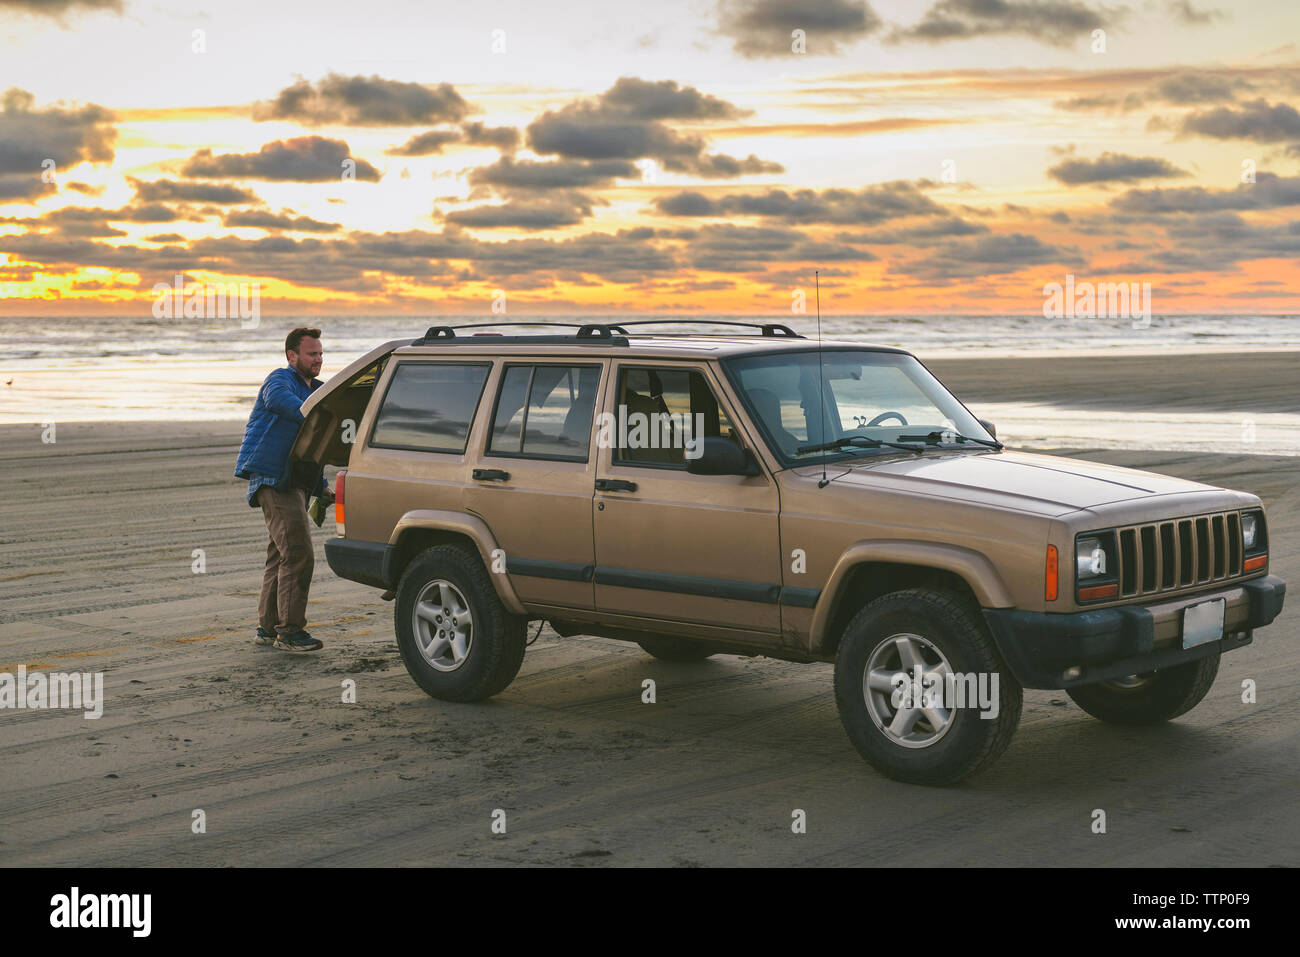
822;449;1221;516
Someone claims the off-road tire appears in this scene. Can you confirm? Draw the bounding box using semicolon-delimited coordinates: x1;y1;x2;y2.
834;588;1023;786
395;544;527;702
636;636;716;662
1066;654;1220;725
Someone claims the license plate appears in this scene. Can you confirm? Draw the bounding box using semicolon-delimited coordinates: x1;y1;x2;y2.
1182;598;1226;649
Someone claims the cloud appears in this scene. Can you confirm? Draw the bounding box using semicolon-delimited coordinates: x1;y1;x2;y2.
0;0;121;16
460;122;520;152
683;222;874;272
1179;98;1300;142
526;77;782;178
223;209;343;232
1164;0;1225;25
130;178;261;205
598;76;749;120
1109;172;1300;213
180;137;381;182
1153;72;1248;104
116;202;181;223
1114;213;1300;273
1055;71;1260;112
0;88;116;201
254;74;471;126
468;156;639;191
1;202;190;235
387;129;463;156
889;0;1111;47
895;232;1080;279
651;181;947;224
716;0;882;58
386;120;522;157
1048;152;1189;184
838;216;991;245
444;196;596;230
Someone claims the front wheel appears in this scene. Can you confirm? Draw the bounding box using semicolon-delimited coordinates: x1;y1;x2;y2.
1066;654;1219;725
834;589;1023;786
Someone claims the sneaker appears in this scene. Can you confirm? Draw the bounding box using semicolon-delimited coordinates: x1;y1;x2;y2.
254;627;277;646
274;630;323;653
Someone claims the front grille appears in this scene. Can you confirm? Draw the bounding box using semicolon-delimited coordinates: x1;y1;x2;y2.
1114;511;1243;599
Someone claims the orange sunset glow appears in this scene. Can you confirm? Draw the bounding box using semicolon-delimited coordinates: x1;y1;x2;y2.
1;0;1298;316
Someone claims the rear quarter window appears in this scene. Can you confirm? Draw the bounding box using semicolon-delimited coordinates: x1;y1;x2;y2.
369;361;491;453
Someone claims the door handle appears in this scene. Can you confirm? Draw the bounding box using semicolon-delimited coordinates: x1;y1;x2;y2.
595;478;637;492
472;468;510;482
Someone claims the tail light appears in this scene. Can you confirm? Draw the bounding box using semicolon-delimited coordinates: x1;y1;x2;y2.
335;469;346;533
1045;545;1059;601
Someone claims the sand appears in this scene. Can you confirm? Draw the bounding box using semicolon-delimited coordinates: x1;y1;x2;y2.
0;352;1296;866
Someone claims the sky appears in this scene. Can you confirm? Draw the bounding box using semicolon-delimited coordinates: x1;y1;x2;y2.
0;0;1298;316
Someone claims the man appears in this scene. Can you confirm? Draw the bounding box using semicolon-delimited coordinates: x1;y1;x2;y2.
234;327;333;652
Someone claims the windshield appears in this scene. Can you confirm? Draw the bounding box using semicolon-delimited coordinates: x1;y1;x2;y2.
724;349;993;463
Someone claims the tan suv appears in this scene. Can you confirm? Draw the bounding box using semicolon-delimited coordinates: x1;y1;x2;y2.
288;322;1286;785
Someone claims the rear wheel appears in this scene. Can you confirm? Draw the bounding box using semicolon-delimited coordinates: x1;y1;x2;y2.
834;588;1022;786
636;636;716;662
395;544;526;702
1066;654;1219;725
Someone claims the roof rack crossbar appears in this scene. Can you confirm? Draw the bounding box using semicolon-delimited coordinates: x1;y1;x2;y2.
411;321;633;346
608;319;803;338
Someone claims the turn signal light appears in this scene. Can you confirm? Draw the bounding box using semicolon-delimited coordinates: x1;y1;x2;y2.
1079;583;1119;601
1243;554;1267;572
1045;545;1058;601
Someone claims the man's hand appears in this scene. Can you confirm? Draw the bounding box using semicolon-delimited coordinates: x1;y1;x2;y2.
320;487;335;506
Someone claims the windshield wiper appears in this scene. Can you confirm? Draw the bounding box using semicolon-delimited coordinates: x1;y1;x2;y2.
898;431;1004;450
796;435;926;456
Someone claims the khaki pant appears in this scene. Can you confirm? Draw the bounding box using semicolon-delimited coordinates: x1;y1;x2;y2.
256;485;314;635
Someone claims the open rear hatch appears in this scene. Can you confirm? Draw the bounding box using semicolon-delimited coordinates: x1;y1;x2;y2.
287;338;410;489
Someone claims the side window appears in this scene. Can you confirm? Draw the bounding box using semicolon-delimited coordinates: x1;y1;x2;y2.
488;364;601;461
731;361;809;458
369;362;490;453
613;366;738;468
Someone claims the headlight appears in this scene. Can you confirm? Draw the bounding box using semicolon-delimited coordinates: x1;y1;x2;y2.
1241;513;1258;550
1076;537;1107;579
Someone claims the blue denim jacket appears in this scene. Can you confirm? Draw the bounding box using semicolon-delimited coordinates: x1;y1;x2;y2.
235;366;327;506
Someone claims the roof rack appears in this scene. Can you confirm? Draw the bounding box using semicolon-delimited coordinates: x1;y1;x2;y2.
411;322;629;346
409;319;802;346
606;319;802;338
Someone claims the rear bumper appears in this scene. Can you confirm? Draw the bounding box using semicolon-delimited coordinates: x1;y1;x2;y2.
983;575;1285;690
324;537;393;589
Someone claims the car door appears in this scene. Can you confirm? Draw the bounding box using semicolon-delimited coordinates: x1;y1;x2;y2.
464;360;606;610
591;361;782;635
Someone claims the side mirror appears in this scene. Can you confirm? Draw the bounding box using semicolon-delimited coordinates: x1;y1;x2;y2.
687;437;758;476
978;419;997;440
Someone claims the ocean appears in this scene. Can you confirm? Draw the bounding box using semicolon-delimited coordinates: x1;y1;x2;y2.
1;314;1297;454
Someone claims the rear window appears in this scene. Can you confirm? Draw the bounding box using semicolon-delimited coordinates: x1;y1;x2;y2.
369;362;490;453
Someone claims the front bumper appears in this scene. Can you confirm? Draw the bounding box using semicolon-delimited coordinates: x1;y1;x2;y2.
983;575;1285;689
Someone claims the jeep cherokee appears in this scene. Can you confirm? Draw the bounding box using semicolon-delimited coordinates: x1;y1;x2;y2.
287;322;1286;785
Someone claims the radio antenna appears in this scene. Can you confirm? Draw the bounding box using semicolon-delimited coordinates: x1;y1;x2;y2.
816;270;828;489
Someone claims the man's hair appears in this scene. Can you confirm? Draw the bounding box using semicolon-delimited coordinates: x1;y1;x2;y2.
285;327;322;356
